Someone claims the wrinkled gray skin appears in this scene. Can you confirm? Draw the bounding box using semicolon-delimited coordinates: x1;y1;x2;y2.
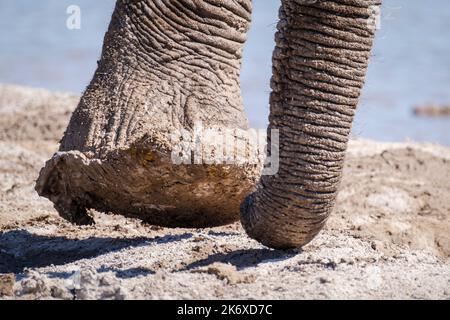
36;0;381;249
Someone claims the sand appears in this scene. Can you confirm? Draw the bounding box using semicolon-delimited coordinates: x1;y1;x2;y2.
0;84;449;300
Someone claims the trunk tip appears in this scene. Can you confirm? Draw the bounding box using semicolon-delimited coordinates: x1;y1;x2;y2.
240;193;317;250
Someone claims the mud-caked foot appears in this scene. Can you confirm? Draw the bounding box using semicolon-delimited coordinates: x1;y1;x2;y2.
35;152;95;226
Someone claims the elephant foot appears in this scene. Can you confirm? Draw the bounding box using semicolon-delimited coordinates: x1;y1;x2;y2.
33;0;261;228
36;138;261;228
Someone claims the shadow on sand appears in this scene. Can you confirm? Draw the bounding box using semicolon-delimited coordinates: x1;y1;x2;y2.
0;229;297;276
0;230;192;274
182;248;298;271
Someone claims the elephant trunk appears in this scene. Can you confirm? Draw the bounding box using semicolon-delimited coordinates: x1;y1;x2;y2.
241;0;382;249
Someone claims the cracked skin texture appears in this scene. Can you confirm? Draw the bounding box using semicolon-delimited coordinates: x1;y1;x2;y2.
36;0;381;248
36;0;261;228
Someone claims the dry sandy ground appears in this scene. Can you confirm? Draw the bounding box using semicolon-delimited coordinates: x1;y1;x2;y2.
0;84;449;300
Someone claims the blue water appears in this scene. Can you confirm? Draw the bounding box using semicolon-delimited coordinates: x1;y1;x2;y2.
0;0;449;145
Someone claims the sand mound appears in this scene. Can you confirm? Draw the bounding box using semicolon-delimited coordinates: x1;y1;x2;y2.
0;85;449;300
0;84;78;141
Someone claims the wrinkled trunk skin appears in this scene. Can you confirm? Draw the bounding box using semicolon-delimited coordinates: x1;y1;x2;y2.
36;0;261;227
241;0;382;249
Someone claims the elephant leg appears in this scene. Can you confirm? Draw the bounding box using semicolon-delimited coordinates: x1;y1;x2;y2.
35;0;261;227
241;0;382;249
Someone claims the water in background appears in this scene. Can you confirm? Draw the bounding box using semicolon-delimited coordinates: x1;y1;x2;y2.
0;0;449;145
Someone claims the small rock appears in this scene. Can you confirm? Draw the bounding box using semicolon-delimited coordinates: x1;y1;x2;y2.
371;242;377;250
196;263;255;285
20;274;49;296
51;286;73;300
193;235;206;243
99;274;118;287
319;277;331;284
79;268;98;286
0;274;15;297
